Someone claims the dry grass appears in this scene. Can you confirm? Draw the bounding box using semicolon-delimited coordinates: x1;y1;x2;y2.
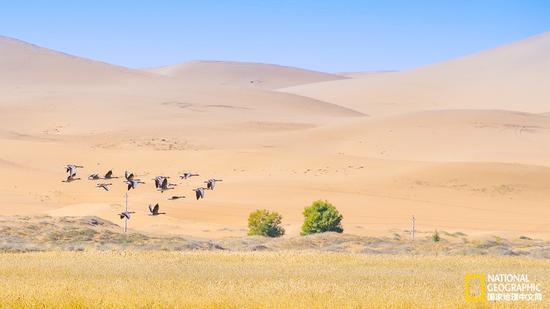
0;251;549;308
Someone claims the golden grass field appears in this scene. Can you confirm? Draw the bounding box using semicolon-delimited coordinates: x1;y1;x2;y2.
0;251;548;308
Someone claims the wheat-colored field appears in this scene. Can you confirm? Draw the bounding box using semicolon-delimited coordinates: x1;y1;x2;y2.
0;252;548;308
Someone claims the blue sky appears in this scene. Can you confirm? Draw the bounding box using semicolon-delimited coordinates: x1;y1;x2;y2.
1;1;549;72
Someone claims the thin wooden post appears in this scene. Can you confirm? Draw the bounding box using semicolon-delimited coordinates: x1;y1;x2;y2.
411;215;416;241
124;192;128;233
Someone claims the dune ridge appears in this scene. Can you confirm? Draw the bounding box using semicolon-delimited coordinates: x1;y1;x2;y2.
1;33;549;241
281;31;550;116
144;60;346;89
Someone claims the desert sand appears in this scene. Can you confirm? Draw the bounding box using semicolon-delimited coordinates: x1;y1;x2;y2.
144;60;346;89
1;32;550;240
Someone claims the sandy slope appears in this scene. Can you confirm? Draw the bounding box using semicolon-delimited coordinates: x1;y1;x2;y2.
282;31;550;116
338;71;397;78
302;109;550;165
1;34;550;240
144;60;346;89
0;36;155;86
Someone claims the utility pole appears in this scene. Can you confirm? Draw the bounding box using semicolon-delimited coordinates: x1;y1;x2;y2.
411;215;416;241
124;192;128;233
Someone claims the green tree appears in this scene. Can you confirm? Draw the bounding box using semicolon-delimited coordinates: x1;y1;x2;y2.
247;209;285;237
301;200;343;235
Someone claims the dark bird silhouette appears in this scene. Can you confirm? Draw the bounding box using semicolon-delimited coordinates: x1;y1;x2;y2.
193;187;206;200
124;171;135;181
180;172;199;180
153;176;164;189
153;176;176;193
65;164;83;176
148;203;165;216
62;174;81;182
126;179;145;190
118;211;135;220
205;178;223;190
88;173;100;180
96;183;112;191
168;195;186;200
159;177;176;193
104;170;118;179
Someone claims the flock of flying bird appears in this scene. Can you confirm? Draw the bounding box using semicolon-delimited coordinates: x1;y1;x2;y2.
63;164;223;221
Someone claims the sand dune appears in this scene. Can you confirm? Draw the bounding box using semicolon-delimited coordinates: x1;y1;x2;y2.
300;109;550;165
144;60;346;89
1;34;549;240
338;71;397;78
0;36;154;86
2;133;550;239
282;32;550;116
0;36;361;137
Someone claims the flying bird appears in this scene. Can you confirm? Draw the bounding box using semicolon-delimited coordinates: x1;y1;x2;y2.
62;174;81;182
168;195;186;200
88;173;100;180
126;179;145;191
124;171;135;181
104;170;118;179
153;176;166;189
205;178;223;190
193;187;206;200
156;177;176;193
65;164;83;176
118;211;135;220
180;172;199;180
96;183;112;191
148;203;165;216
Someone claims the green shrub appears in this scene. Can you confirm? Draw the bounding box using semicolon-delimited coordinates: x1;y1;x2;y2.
247;209;285;237
432;230;440;242
301;200;343;235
